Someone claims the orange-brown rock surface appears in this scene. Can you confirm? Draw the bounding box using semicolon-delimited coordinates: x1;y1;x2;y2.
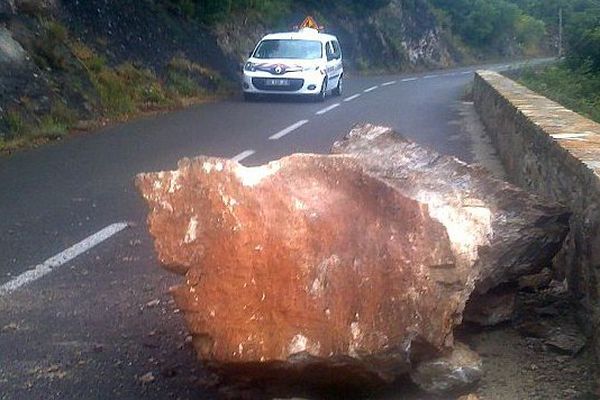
137;154;467;386
136;124;570;392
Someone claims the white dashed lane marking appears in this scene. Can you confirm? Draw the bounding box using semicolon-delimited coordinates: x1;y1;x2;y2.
231;149;256;162
401;77;418;82
269;120;309;140
364;86;379;93
423;74;439;79
0;222;129;296
343;94;361;102
381;80;397;86
315;103;341;115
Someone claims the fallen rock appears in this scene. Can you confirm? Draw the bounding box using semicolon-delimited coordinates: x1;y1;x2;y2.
138;371;156;384
137;124;570;393
463;286;517;326
137;154;460;387
545;330;587;356
410;342;482;395
331;124;570;296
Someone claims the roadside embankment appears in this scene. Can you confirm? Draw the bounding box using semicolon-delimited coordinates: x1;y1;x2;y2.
473;70;600;360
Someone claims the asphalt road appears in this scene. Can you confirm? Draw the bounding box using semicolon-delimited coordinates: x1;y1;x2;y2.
0;61;536;399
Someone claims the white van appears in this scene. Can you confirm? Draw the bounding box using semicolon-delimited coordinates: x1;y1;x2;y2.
242;27;343;101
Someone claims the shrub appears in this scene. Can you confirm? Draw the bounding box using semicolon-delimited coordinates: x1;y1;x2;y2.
34;20;69;69
71;42;106;73
5;111;26;139
519;62;600;123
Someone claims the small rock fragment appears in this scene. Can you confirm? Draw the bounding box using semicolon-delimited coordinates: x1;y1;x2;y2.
1;322;18;332
139;372;155;384
145;299;160;308
545;330;586;355
410;342;483;395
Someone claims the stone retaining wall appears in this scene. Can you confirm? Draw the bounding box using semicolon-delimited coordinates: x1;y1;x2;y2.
473;70;600;359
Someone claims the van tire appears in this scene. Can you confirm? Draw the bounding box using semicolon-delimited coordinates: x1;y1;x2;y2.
315;78;327;102
333;75;343;96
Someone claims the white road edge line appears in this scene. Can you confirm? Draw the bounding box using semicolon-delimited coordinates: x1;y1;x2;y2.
315;103;340;115
231;149;256;162
343;94;361;102
423;74;439;79
0;222;129;296
381;80;397;86
401;77;418;82
364;86;379;93
269;120;309;140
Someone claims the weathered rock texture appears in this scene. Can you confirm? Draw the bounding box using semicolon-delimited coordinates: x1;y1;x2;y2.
137;154;462;386
331;124;570;297
215;0;453;72
474;70;600;360
137;125;570;391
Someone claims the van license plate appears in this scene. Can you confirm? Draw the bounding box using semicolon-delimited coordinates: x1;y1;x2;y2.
266;79;289;86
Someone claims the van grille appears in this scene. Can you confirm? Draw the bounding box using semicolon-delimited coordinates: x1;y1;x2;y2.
252;78;304;92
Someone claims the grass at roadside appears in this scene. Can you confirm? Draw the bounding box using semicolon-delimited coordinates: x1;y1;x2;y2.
517;62;600;123
0;27;232;153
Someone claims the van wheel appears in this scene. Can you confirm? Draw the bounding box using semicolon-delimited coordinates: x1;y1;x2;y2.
315;78;327;102
333;75;343;96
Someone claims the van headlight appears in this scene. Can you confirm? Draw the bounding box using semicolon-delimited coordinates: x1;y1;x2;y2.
244;62;257;72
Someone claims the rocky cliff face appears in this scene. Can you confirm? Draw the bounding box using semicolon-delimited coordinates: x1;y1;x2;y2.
0;0;454;144
0;0;229;144
215;0;453;72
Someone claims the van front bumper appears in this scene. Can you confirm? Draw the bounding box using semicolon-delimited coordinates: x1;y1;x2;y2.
242;70;325;95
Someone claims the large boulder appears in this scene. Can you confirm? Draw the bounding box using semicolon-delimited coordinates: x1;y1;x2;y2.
136;124;569;393
137;154;464;388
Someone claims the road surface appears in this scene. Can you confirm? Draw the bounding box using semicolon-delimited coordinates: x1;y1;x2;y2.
0;62;529;399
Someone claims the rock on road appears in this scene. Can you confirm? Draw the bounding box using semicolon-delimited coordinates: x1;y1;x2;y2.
0;61;539;399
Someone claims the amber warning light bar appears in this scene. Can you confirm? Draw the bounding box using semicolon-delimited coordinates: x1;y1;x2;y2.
294;16;324;32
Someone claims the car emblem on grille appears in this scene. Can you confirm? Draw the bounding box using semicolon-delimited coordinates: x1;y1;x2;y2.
274;66;283;74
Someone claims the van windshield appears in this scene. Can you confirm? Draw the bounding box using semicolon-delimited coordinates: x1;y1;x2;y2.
254;39;322;60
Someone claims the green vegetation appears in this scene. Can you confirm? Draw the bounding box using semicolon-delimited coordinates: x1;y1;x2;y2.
430;0;547;55
32;19;70;70
516;0;600;122
519;63;600;122
1;35;227;152
5;111;26;138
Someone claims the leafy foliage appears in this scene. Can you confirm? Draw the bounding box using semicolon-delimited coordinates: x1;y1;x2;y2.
430;0;546;53
519;62;600;122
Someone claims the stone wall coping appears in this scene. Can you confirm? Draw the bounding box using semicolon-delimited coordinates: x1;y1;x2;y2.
475;70;600;180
